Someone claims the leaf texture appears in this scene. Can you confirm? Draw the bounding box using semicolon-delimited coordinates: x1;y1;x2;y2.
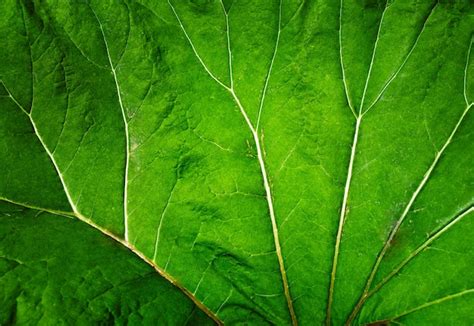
0;0;473;325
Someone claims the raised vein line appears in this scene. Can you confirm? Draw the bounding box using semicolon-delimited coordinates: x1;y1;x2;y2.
90;7;131;242
169;2;297;323
346;38;474;325
339;0;357;119
326;2;388;324
232;90;298;325
0;197;223;325
365;206;473;301
0;196;76;218
368;288;474;324
256;0;282;130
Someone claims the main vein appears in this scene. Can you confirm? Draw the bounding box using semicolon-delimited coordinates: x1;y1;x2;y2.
326;1;388;324
90;7;131;242
168;1;297;324
345;35;474;325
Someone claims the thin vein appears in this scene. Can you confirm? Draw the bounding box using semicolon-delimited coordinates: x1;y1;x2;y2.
363;2;438;116
152;177;178;262
3;23;222;326
0;198;223;325
229;89;298;325
168;0;230;90
19;3;33;111
2;14;220;323
339;0;357;119
256;0;282;130
346;39;474;324
90;6;131;242
216;289;233;314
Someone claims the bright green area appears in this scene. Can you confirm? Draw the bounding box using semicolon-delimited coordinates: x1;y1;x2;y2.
0;0;473;325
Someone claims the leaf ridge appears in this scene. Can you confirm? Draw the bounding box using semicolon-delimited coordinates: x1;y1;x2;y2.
1;81;80;217
167;0;230;90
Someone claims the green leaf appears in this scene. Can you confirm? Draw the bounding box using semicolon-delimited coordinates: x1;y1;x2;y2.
1;0;473;325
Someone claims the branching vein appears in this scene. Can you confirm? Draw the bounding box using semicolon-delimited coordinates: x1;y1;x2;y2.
346;37;474;325
326;1;388;324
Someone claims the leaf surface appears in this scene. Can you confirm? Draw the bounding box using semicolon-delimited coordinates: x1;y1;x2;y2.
0;201;213;325
0;0;473;324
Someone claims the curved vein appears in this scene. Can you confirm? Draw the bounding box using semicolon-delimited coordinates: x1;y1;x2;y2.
220;0;233;89
90;6;131;242
325;115;361;325
152;175;179;262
